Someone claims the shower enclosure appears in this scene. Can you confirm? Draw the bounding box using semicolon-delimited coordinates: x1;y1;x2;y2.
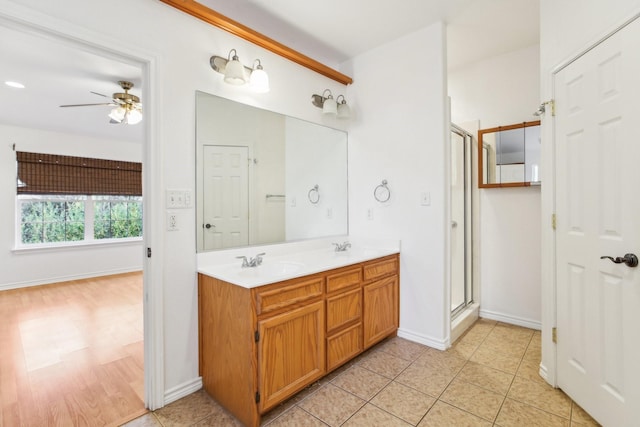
450;124;473;317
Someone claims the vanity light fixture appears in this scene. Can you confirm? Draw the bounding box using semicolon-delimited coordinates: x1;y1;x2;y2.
311;89;351;119
5;81;25;89
210;49;270;92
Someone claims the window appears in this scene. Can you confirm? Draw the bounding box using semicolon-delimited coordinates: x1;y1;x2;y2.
18;195;142;246
15;151;142;247
94;196;143;239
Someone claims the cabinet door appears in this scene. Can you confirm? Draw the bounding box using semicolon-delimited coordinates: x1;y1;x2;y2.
257;300;325;413
363;276;398;348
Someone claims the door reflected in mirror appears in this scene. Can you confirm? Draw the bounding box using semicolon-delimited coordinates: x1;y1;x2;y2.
478;120;540;188
196;91;348;252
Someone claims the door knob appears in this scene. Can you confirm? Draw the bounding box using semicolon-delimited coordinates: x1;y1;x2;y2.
204;223;214;229
600;253;638;267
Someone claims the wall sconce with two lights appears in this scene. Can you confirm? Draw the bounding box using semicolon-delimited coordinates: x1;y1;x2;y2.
311;89;350;119
210;49;270;93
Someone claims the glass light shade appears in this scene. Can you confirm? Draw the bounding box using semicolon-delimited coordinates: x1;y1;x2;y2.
224;57;247;85
249;68;269;93
337;102;351;119
322;96;337;115
127;109;143;125
108;107;126;122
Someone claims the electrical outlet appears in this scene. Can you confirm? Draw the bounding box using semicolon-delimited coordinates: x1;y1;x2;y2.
367;208;374;220
167;212;178;231
327;208;333;219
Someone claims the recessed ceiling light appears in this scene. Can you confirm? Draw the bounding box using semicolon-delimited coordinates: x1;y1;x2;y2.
5;81;25;89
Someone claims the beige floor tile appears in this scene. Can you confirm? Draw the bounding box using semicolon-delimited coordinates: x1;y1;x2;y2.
492;323;535;342
516;359;546;384
413;348;466;375
507;376;572;419
470;344;522;374
298;384;365;426
440;378;505;422
121;413;163;426
570;401;600;426
395;362;456;398
153;390;221;426
331;365;390;400
482;335;529;359
376;337;428;361
193;409;244;426
446;339;479;360
418;401;492;427
356;349;411;379
370;381;435;425
265;406;328;427
342;403;412;427
523;345;542;363
457;361;514;395
495;398;570;427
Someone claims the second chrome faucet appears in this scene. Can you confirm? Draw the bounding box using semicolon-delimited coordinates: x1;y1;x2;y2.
237;253;266;268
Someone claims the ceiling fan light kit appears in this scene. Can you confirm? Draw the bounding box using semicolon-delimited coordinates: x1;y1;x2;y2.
59;80;143;125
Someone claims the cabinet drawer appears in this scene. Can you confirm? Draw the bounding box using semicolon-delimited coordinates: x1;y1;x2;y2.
327;323;362;372
326;288;362;334
363;257;398;281
254;277;323;315
326;267;362;293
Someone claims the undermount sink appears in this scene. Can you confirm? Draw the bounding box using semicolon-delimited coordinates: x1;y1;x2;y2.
237;261;305;278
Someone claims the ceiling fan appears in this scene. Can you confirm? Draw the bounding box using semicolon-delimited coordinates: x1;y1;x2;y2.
60;80;143;125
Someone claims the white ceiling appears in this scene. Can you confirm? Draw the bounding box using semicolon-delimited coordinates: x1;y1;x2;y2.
0;0;538;142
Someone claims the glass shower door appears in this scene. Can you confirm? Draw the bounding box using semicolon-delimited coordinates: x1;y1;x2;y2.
451;125;473;317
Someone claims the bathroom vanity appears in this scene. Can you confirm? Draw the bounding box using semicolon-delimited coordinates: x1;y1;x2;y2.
197;247;399;427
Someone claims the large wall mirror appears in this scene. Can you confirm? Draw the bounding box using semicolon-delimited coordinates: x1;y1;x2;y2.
478;120;541;188
196;91;348;252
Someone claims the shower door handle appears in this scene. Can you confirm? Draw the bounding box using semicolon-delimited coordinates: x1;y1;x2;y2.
451;221;458;228
600;253;638;267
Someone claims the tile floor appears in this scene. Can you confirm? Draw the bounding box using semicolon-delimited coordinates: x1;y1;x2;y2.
124;319;600;426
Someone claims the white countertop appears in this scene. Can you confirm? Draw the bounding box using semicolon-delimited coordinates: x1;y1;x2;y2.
197;238;400;288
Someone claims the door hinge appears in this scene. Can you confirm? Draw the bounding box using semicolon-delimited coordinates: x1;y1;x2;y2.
549;99;556;116
147;247;152;258
254;330;260;342
551;214;556;230
255;391;260;403
552;327;558;343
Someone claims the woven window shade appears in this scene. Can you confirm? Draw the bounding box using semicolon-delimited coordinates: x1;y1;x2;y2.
16;151;142;196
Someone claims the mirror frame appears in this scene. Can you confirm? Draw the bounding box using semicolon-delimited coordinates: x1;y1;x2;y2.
478;120;540;188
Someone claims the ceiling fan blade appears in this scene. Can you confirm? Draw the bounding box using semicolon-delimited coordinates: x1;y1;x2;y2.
59;102;116;107
90;91;112;99
109;119;122;124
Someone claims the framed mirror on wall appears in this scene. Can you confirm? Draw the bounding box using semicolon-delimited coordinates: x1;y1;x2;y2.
478;120;541;188
195;91;349;252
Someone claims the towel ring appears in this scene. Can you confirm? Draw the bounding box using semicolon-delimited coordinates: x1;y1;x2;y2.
308;184;320;204
374;179;391;203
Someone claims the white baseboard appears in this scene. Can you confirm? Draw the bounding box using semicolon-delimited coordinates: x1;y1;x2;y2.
479;309;541;330
397;328;448;351
539;362;549;383
0;267;142;291
164;377;203;405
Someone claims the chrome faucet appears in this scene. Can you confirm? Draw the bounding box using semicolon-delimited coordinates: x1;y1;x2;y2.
237;253;265;268
332;242;351;252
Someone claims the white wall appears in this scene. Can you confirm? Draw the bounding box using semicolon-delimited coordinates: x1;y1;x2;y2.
0;0;350;403
344;23;450;348
449;45;542;329
539;0;640;385
0;123;143;290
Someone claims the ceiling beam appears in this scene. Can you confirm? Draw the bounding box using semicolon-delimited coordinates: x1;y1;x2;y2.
159;0;353;85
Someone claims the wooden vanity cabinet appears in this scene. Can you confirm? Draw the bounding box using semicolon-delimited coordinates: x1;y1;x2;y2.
363;256;400;349
198;254;399;427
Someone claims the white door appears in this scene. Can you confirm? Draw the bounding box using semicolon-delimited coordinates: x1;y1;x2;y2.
202;145;249;250
555;17;640;427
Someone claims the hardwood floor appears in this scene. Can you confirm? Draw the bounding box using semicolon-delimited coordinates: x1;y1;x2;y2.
0;272;146;426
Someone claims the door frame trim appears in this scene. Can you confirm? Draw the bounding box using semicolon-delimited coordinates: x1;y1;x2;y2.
541;9;640;388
